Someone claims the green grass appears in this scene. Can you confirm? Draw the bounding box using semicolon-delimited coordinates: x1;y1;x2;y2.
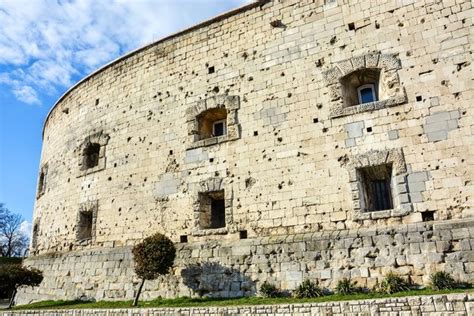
13;287;473;310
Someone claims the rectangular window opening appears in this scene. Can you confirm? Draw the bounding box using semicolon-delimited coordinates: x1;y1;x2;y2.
199;190;226;229
358;164;393;212
212;120;226;137
77;211;93;240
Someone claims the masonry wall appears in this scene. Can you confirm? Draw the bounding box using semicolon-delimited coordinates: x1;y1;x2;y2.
25;0;474;304
8;293;474;316
18;220;474;303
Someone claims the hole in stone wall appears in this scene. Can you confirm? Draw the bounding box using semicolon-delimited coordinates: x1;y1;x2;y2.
422;211;435;222
95;99;99;105
239;230;248;239
313;118;319;123
77;210;93;240
416;95;422;102
169;150;173;155
197;108;227;140
357;163;393;211
254;131;258;136
180;235;188;243
199;190;225;229
366;127;373;132
348;22;355;30
83;143;101;169
209;158;214;163
208;66;215;74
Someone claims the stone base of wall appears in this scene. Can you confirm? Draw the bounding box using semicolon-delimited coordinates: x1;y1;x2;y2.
5;294;474;316
17;219;474;305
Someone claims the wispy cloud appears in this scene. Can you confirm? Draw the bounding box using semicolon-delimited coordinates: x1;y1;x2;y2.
0;0;250;105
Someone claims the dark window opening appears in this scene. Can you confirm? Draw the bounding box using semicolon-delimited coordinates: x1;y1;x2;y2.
208;66;215;74
358;164;393;211
77;211;93;240
416;95;422;102
197;108;227;140
83;143;100;169
422;211;435;222
239;230;248;239
366;127;373;133
213;120;226;136
348;22;355;30
180;235;188;243
31;223;39;250
199;190;226;229
37;171;46;197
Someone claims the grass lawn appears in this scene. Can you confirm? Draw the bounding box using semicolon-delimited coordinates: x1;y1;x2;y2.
12;287;473;310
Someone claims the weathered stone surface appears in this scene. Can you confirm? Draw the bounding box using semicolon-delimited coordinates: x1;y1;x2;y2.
25;0;473;305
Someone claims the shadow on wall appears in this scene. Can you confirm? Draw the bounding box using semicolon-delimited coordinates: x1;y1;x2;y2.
181;262;256;298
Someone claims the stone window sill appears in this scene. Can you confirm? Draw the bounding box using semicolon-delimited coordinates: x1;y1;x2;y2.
192;227;228;236
330;95;407;119
187;133;239;150
77;160;106;177
353;206;412;221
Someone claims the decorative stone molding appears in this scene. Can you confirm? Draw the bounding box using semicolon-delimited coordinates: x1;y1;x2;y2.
324;52;407;118
186;95;240;149
77;131;110;177
347;148;412;220
191;177;234;236
76;200;98;244
36;163;48;199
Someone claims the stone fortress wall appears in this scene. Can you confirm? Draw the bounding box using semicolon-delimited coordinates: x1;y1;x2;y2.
19;0;473;304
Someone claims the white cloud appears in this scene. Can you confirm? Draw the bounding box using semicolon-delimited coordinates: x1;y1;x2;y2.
0;0;250;105
20;220;32;239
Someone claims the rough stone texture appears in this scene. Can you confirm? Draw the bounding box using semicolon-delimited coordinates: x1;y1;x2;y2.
25;0;473;305
18;220;474;303
6;294;474;316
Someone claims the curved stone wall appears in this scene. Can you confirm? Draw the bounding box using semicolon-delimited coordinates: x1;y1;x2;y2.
25;0;473;303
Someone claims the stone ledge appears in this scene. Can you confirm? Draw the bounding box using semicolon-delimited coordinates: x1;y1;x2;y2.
5;293;473;316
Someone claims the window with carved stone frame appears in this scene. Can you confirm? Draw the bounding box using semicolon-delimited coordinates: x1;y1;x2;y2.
347;148;412;220
77;131;110;177
324;52;407;118
186;95;240;149
192;177;234;236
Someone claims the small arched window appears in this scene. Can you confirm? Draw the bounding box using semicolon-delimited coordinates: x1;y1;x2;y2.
339;68;381;107
357;84;377;104
83;143;101;169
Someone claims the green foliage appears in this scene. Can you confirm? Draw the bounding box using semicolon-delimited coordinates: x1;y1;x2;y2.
430;271;456;290
0;257;22;265
259;281;280;298
336;278;359;295
0;264;43;290
375;272;410;294
132;233;176;280
0;264;43;304
294;279;324;298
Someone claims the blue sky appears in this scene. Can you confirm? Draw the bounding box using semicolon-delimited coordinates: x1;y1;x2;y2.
0;0;250;232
